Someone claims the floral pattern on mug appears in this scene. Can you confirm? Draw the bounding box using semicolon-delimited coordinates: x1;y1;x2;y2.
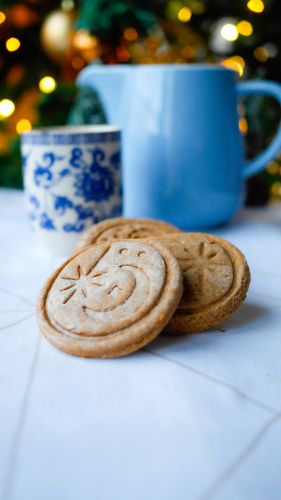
73;148;115;202
23;142;122;235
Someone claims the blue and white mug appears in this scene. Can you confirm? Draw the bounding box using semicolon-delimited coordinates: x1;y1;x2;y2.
21;125;122;255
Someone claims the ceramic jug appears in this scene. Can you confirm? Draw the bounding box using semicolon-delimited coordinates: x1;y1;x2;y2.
78;64;281;229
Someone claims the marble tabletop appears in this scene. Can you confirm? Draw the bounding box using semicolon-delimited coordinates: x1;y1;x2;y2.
1;188;281;500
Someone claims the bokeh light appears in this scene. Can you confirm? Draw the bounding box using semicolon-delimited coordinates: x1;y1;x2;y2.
267;161;279;174
0;11;6;24
39;76;57;94
178;7;192;22
73;30;98;50
220;23;239;42
239;118;248;134
271;181;281;196
6;37;21;52
123;27;138;41
116;46;130;62
16;118;32;134
254;46;269;62
61;0;75;11
221;56;245;77
237;20;253;36
0;99;15;119
247;0;265;13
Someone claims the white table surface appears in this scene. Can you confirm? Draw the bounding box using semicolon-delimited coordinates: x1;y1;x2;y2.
1;188;281;500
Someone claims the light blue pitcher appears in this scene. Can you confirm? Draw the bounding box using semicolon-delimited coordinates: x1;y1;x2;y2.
78;64;281;229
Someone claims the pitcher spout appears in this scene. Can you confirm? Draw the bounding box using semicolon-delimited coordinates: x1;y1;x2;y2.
77;64;129;126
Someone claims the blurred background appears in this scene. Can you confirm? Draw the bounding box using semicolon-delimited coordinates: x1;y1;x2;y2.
0;0;281;205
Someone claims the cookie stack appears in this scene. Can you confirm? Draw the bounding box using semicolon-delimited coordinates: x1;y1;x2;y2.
37;217;250;358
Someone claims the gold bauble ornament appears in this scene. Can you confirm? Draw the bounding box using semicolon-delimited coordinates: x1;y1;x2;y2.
40;10;74;63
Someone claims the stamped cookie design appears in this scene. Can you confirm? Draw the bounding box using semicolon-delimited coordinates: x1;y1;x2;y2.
153;233;250;333
37;240;183;357
76;217;180;250
174;239;234;310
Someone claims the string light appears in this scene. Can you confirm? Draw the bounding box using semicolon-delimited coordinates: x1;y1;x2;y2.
39;76;57;94
220;23;239;42
254;46;269;62
0;99;15;119
16;119;32;134
237;20;253;36
221;56;245;77
6;37;21;52
123;27;138;41
239;118;248;134
178;7;192;22
0;11;6;24
247;0;264;13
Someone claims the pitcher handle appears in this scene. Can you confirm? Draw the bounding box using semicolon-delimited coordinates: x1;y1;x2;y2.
237;81;281;179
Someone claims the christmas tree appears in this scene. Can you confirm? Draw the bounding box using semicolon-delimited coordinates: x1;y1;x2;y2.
0;0;281;203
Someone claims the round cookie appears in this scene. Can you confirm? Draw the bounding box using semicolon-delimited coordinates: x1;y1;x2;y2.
151;233;250;333
37;240;183;358
76;217;180;250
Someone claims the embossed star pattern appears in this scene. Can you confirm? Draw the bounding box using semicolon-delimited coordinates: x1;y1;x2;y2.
60;266;121;304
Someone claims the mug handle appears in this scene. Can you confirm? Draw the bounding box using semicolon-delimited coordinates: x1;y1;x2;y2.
237;81;281;179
